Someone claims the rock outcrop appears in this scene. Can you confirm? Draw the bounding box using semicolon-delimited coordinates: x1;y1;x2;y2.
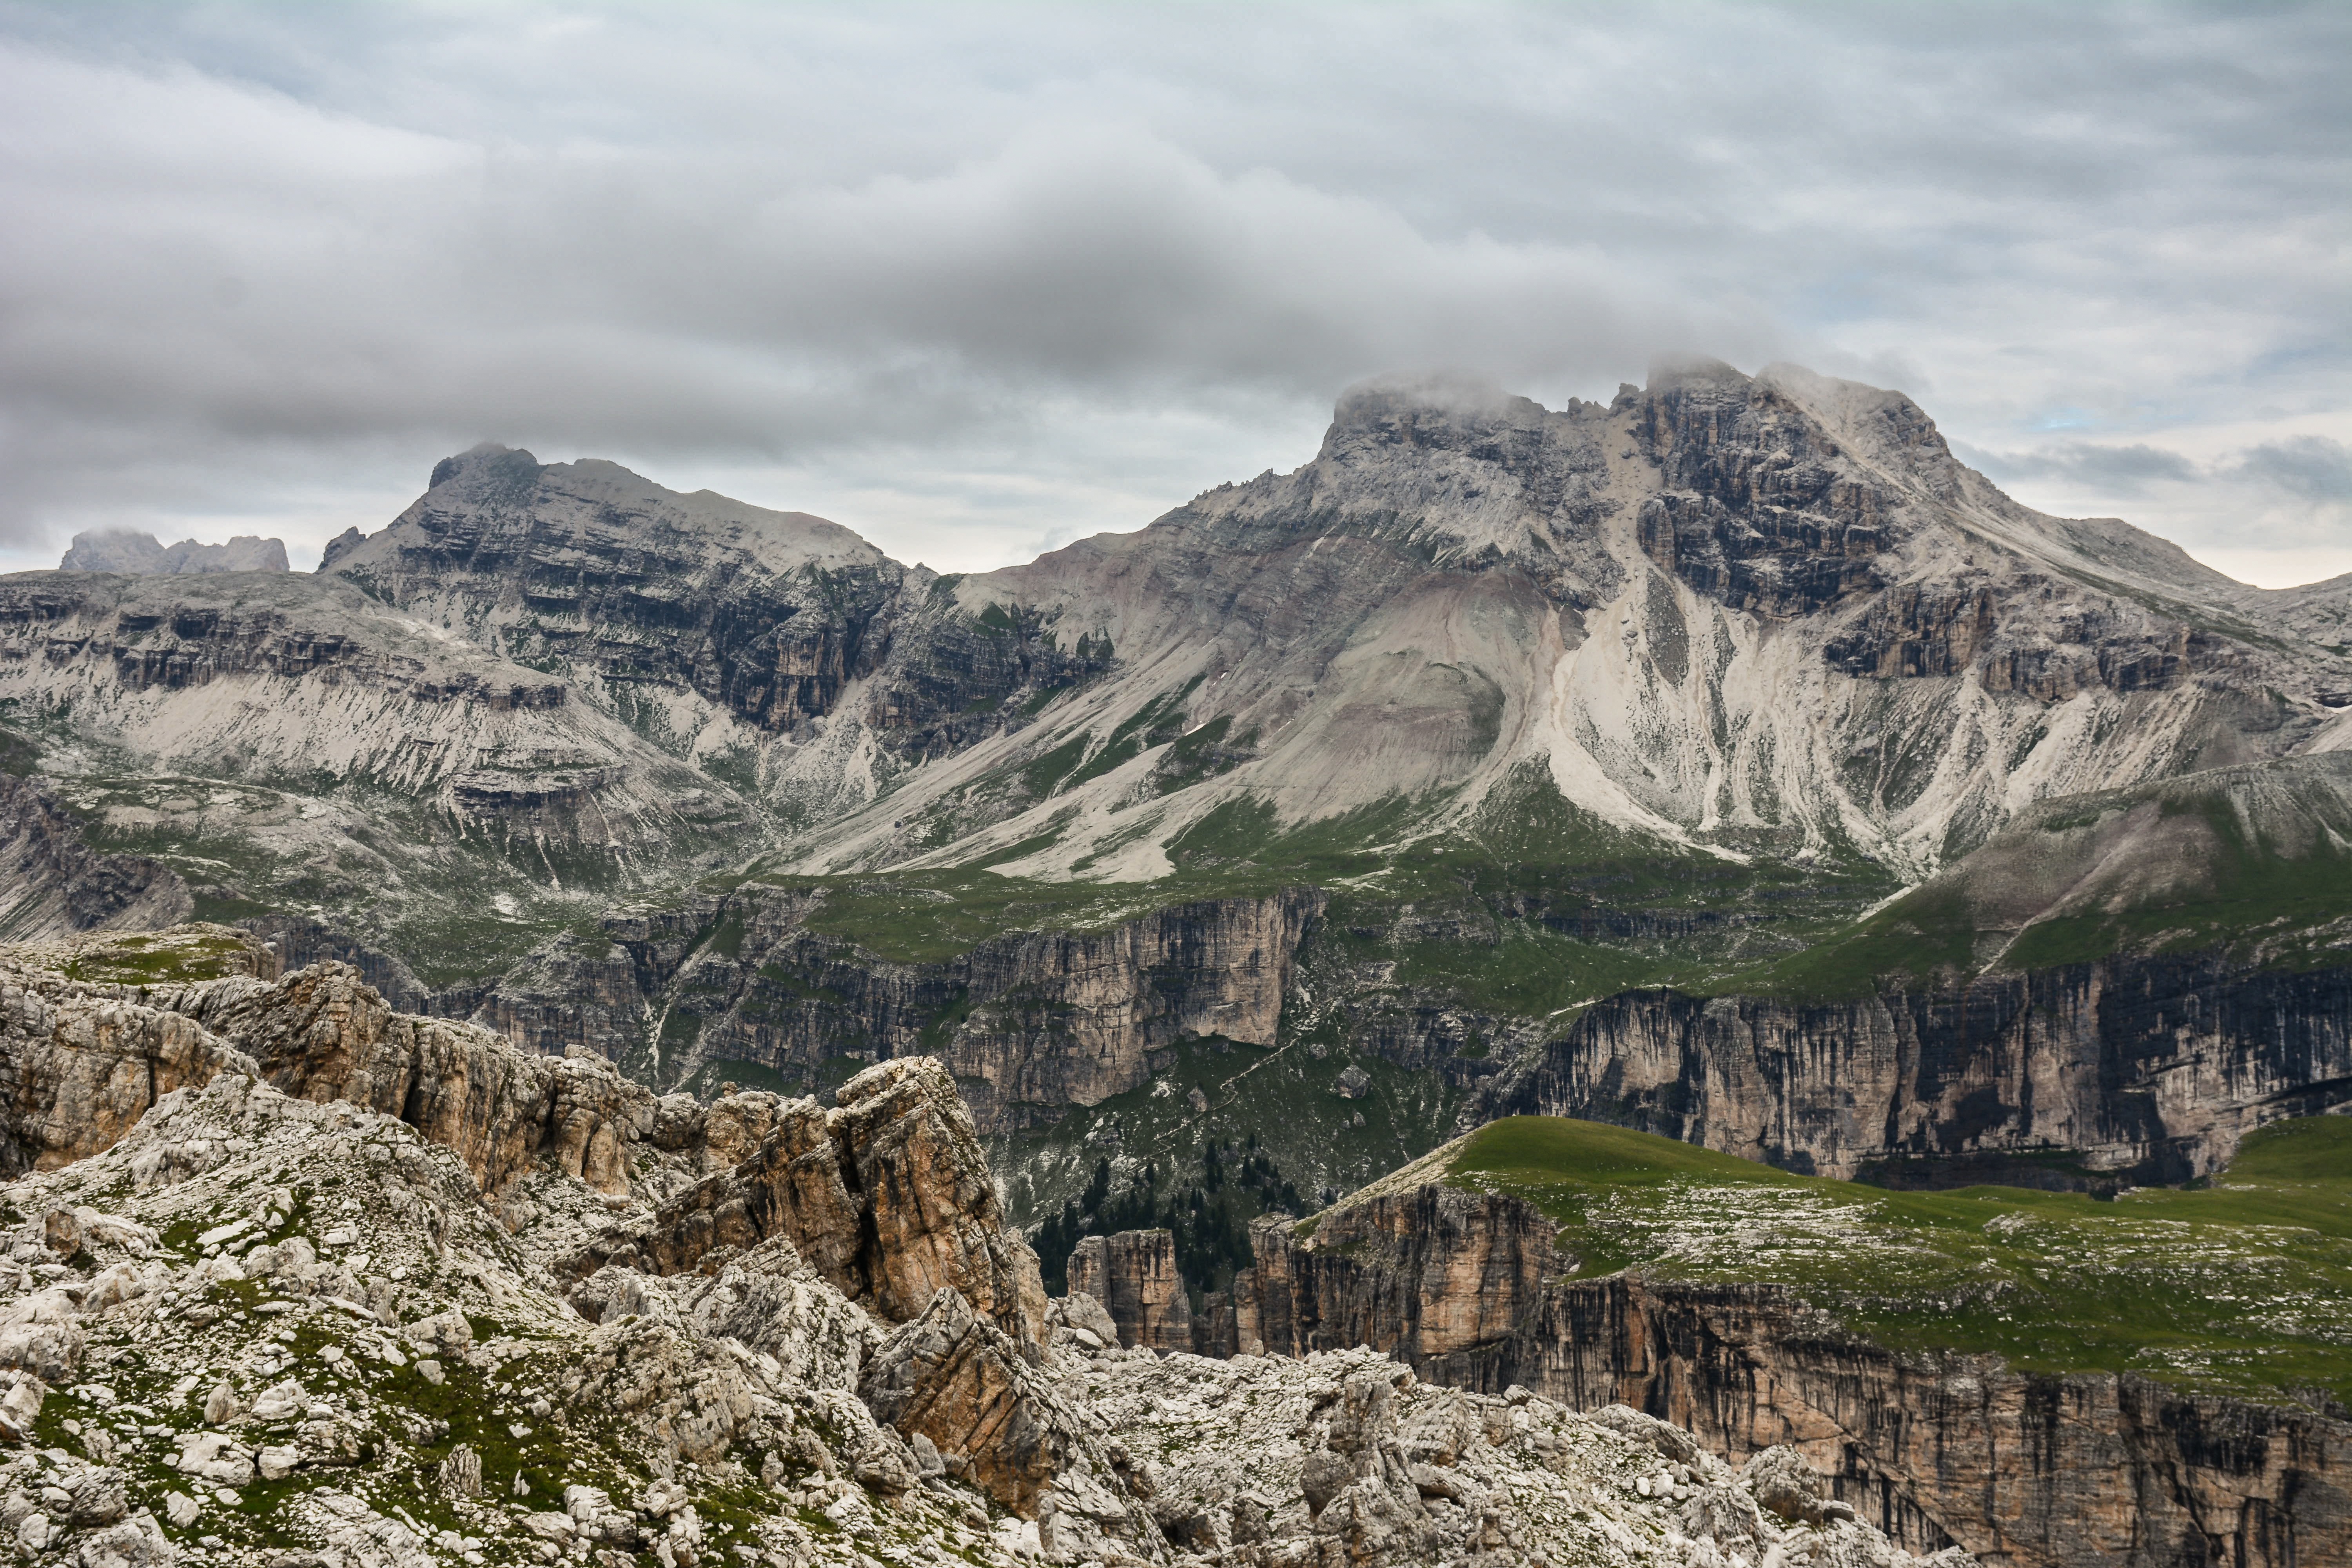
1237;1186;1561;1364
561;1056;1048;1343
176;960;656;1197
0;934;1046;1341
0;775;191;944
1067;1231;1194;1355
1045;1336;1965;1568
860;1283;1159;1555
0;927;1952;1568
1474;950;2352;1183
1205;1182;2352;1568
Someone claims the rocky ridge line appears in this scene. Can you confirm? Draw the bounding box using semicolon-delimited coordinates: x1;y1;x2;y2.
0;927;1959;1567
1052;1184;2351;1568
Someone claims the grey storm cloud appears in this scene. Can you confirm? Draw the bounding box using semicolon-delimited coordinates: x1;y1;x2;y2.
1975;443;2205;495
2232;437;2352;506
0;2;2345;574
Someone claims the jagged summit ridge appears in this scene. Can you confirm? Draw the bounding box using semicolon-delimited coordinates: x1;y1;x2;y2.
59;530;289;576
785;359;2346;882
0;930;1966;1568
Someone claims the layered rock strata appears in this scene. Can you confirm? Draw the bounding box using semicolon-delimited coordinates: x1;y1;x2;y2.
479;883;1323;1132
559;1056;1048;1343
1178;1183;2350;1568
0;931;1045;1339
1475;952;2352;1182
1067;1231;1195;1355
0;775;191;944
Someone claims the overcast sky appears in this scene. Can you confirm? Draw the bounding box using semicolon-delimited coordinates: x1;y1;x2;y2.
1;2;2345;585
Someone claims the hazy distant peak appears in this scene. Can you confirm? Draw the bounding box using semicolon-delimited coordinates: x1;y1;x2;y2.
1644;353;1749;392
428;443;536;490
1329;371;1548;439
58;528;289;575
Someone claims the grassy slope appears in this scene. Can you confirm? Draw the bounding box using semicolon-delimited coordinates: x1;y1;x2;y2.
1448;1114;2352;1409
1722;756;2352;1002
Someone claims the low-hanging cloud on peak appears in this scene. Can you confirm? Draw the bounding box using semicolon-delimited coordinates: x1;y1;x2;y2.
0;3;2344;578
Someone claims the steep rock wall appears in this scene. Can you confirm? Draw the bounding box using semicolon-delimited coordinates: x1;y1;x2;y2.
559;1057;1047;1343
1065;1230;1193;1354
1476;954;2352;1182
477;885;1324;1133
0;773;192;944
1210;1185;2351;1568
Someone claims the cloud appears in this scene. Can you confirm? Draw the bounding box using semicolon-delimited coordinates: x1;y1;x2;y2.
0;2;2344;575
1974;442;2203;495
2232;435;2352;507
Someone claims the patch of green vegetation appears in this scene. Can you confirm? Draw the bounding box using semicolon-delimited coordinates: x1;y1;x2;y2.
995;1035;1466;1248
1450;1113;2352;1408
1719;881;1979;1001
62;926;262;986
1150;715;1258;796
1020;733;1092;799
1021;683;1073;716
1056;678;1200;793
2000;788;2352;972
0;725;39;776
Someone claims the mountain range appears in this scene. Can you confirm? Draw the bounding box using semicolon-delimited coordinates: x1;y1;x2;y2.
4;358;2351;1561
6;360;2346;1157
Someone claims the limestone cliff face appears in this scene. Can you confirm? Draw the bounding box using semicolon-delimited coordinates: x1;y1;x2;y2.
0;958;247;1174
1066;1232;1194;1354
560;1058;1047;1343
1475;953;2352;1182
1238;1187;1561;1364
476;883;1323;1133
1204;1184;2350;1568
178;961;655;1197
0;774;192;944
0;933;1044;1342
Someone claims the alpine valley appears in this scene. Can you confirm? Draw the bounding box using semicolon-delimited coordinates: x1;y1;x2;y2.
3;359;2350;1567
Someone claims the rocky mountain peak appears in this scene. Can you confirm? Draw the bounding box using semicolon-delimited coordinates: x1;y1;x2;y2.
425;441;533;491
58;530;289;576
1325;371;1552;443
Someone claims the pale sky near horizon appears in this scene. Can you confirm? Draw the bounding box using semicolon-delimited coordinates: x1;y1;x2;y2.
0;2;2345;586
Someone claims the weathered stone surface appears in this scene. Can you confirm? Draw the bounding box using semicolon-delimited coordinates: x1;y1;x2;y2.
562;1057;1046;1342
0;776;191;946
1216;1181;2351;1568
1048;1338;1962;1568
1475;950;2352;1183
176;962;653;1196
1067;1231;1193;1354
0;950;255;1174
0;943;1045;1354
860;1287;1108;1523
1238;1186;1559;1363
